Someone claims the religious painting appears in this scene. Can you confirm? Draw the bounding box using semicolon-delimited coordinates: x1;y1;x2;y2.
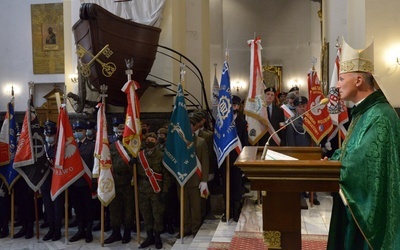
262;65;282;92
31;3;64;74
42;24;59;51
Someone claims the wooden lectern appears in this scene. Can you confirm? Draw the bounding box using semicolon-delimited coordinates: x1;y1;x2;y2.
235;146;341;250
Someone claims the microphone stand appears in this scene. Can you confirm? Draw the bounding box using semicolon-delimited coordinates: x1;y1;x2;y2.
260;99;329;160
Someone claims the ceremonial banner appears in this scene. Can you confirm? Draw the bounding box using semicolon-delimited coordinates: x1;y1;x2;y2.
51;105;91;200
244;37;279;145
0;102;19;191
303;70;333;145
163;83;197;186
212;69;220;120
326;48;349;146
94;103;115;206
122;80;141;157
13;98;49;191
213;61;240;167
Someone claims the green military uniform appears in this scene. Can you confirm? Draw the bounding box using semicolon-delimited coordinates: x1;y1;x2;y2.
182;134;209;236
109;143;135;229
137;147;171;233
197;129;216;220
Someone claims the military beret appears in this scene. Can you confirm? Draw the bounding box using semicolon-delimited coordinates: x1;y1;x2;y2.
264;87;276;93
232;95;241;104
193;109;206;119
145;132;157;140
157;127;168;135
72;120;87;130
293;96;308;106
289;86;300;92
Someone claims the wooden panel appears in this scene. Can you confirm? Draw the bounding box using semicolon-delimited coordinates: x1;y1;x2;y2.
234;146;341;250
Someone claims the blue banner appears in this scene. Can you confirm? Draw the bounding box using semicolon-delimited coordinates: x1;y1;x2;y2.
0;102;20;191
213;61;239;167
162;83;197;186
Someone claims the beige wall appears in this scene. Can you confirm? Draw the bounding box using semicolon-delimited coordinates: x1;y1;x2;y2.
366;0;400;107
1;0;399;113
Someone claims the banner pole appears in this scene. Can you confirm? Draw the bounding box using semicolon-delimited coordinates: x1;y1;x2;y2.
133;163;140;244
64;189;69;244
34;191;39;239
100;204;104;246
11;188;15;237
180;186;184;244
226;154;230;223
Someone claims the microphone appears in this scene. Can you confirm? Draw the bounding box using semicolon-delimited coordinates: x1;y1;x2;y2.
260;98;329;160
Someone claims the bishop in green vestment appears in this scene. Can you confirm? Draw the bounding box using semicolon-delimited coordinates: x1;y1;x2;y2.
327;39;400;250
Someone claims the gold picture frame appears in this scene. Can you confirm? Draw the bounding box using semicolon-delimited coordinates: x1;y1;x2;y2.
262;65;282;92
321;39;329;95
31;3;64;74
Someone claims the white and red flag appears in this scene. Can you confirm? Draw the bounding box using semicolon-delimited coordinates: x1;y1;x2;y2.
51;105;92;201
326;47;349;148
93;103;115;206
303;70;333;145
244;37;279;145
121;80;141;157
13;98;49;191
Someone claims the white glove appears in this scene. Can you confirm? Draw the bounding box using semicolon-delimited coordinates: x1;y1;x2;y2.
325;141;332;151
199;182;210;198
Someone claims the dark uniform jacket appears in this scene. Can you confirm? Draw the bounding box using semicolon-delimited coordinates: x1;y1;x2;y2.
286;115;311;146
73;138;95;187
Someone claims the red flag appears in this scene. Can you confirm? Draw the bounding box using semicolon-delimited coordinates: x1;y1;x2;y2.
51;105;91;201
0;112;10;166
13;98;49;191
326;48;349;146
121;80;141;157
303;70;333;145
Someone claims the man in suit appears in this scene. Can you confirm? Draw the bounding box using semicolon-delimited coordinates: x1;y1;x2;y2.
259;87;286;146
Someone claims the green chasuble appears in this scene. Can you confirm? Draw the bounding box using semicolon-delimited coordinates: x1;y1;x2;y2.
327;90;400;249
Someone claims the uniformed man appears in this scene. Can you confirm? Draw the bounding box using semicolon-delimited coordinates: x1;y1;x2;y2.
138;133;171;249
40;120;63;241
69;120;95;243
108;117;124;144
177;117;209;238
156;127;167;151
85;120;96;142
221;96;248;222
104;124;135;244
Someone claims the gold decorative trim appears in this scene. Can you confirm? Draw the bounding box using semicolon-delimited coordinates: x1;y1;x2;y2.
263;230;282;249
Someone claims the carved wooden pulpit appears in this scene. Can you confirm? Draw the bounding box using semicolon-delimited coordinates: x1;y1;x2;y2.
235;146;341;250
